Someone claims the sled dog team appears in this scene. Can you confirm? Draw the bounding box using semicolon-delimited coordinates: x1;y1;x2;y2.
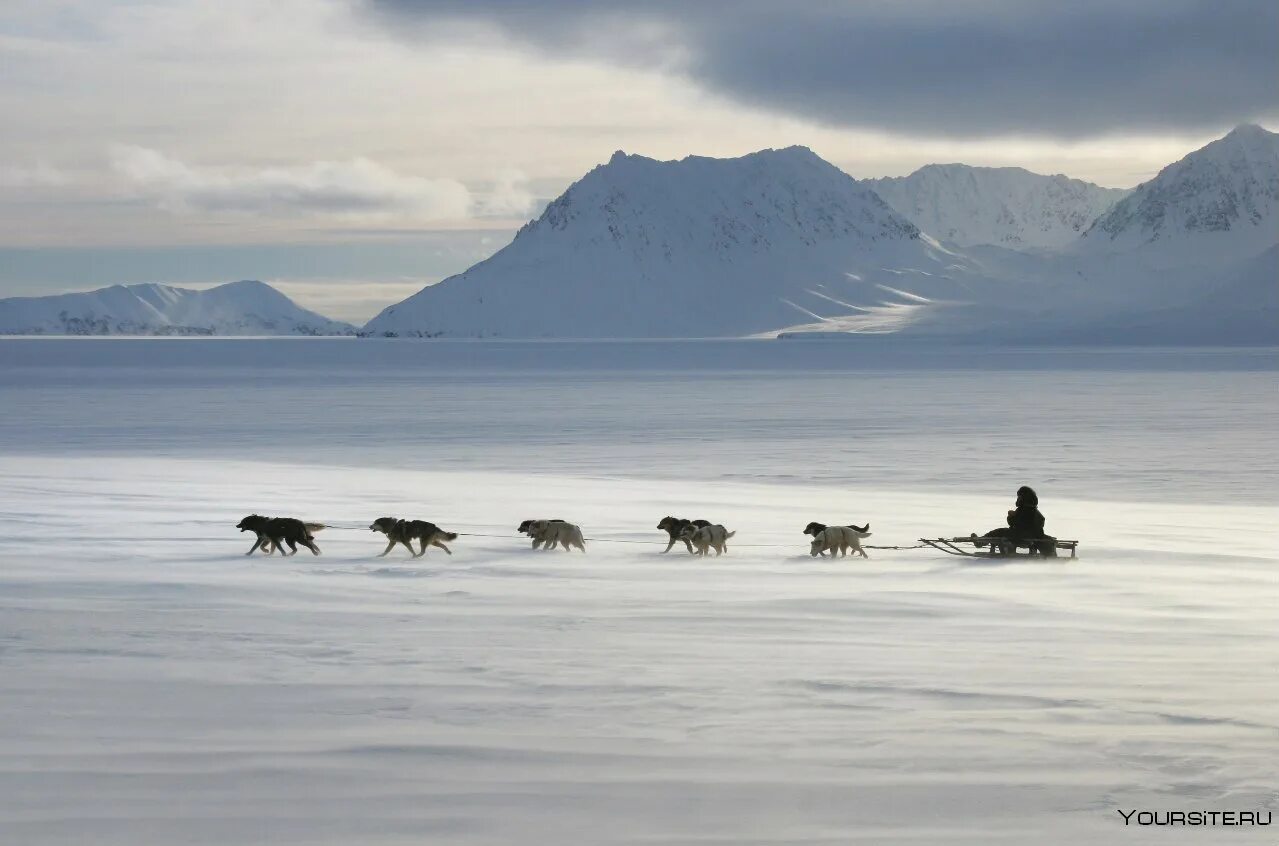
235;514;872;558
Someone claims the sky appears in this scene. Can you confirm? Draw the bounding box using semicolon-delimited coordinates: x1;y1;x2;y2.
1;0;1275;322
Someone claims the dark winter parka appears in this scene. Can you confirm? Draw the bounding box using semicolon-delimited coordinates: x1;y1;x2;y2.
1007;485;1047;538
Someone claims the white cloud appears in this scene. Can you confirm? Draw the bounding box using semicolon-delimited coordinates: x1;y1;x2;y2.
471;169;538;218
0;162;67;188
111;146;472;221
0;0;1253;250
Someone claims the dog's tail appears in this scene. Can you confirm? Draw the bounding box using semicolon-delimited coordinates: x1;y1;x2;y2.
440;531;458;541
725;530;736;539
304;523;327;534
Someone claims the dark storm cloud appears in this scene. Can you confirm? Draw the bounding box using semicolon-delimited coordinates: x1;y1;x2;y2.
364;0;1279;138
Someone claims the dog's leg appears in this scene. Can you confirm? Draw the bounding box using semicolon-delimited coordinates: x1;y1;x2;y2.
432;539;452;555
304;539;321;555
245;536;265;556
378;539;395;557
662;537;676;553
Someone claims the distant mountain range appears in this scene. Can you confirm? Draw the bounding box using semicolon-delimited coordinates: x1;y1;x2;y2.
362;146;987;338
866;165;1128;250
1079;123;1278;261
364;124;1277;342
0;280;354;336
7;125;1276;342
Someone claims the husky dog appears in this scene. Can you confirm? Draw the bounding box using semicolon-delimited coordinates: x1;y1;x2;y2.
802;521;869;537
236;515;324;556
369;517;458;557
656;516;711;553
808;524;871;558
679;523;735;556
521;519;586;552
803;522;870;557
518;519;565;550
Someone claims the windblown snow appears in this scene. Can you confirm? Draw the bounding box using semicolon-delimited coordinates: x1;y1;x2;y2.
1;338;1275;846
0;279;355;336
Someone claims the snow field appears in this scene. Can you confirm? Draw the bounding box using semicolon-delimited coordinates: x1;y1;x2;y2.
1;455;1276;845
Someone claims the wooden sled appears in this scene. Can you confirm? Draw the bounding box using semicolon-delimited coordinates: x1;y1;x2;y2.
920;536;1078;559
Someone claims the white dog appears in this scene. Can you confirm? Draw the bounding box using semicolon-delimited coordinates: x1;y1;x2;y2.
809;525;871;558
524;519;587;553
679;523;736;556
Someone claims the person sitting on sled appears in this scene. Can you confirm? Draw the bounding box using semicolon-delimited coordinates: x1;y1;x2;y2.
974;485;1056;556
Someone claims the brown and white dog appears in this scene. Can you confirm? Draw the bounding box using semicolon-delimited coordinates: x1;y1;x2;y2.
519;519;586;552
369;517;457;557
679;523;735;556
656;516;711;553
808;524;871;558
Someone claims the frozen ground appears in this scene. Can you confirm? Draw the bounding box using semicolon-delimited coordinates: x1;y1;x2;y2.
0;339;1276;844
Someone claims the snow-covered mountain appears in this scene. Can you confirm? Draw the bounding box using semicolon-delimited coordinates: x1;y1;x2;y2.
867;165;1127;250
0;280;354;336
1078;124;1279;263
363;147;1019;338
363;128;1275;342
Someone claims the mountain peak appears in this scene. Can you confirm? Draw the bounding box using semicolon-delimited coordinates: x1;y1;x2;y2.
1226;123;1272;140
1081;124;1279;256
868;163;1127;250
364;146;932;338
0;280;353;336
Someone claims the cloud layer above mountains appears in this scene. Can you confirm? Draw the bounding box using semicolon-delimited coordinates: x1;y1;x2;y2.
369;0;1279;138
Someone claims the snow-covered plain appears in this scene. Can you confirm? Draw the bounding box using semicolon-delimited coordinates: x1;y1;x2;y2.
1;339;1276;845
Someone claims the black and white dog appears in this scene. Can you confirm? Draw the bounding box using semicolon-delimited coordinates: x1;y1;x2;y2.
656;516;711;553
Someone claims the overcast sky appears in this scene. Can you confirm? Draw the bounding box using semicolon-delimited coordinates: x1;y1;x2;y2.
1;0;1275;320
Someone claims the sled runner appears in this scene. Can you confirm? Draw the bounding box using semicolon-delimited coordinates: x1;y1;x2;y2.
919;536;1078;559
